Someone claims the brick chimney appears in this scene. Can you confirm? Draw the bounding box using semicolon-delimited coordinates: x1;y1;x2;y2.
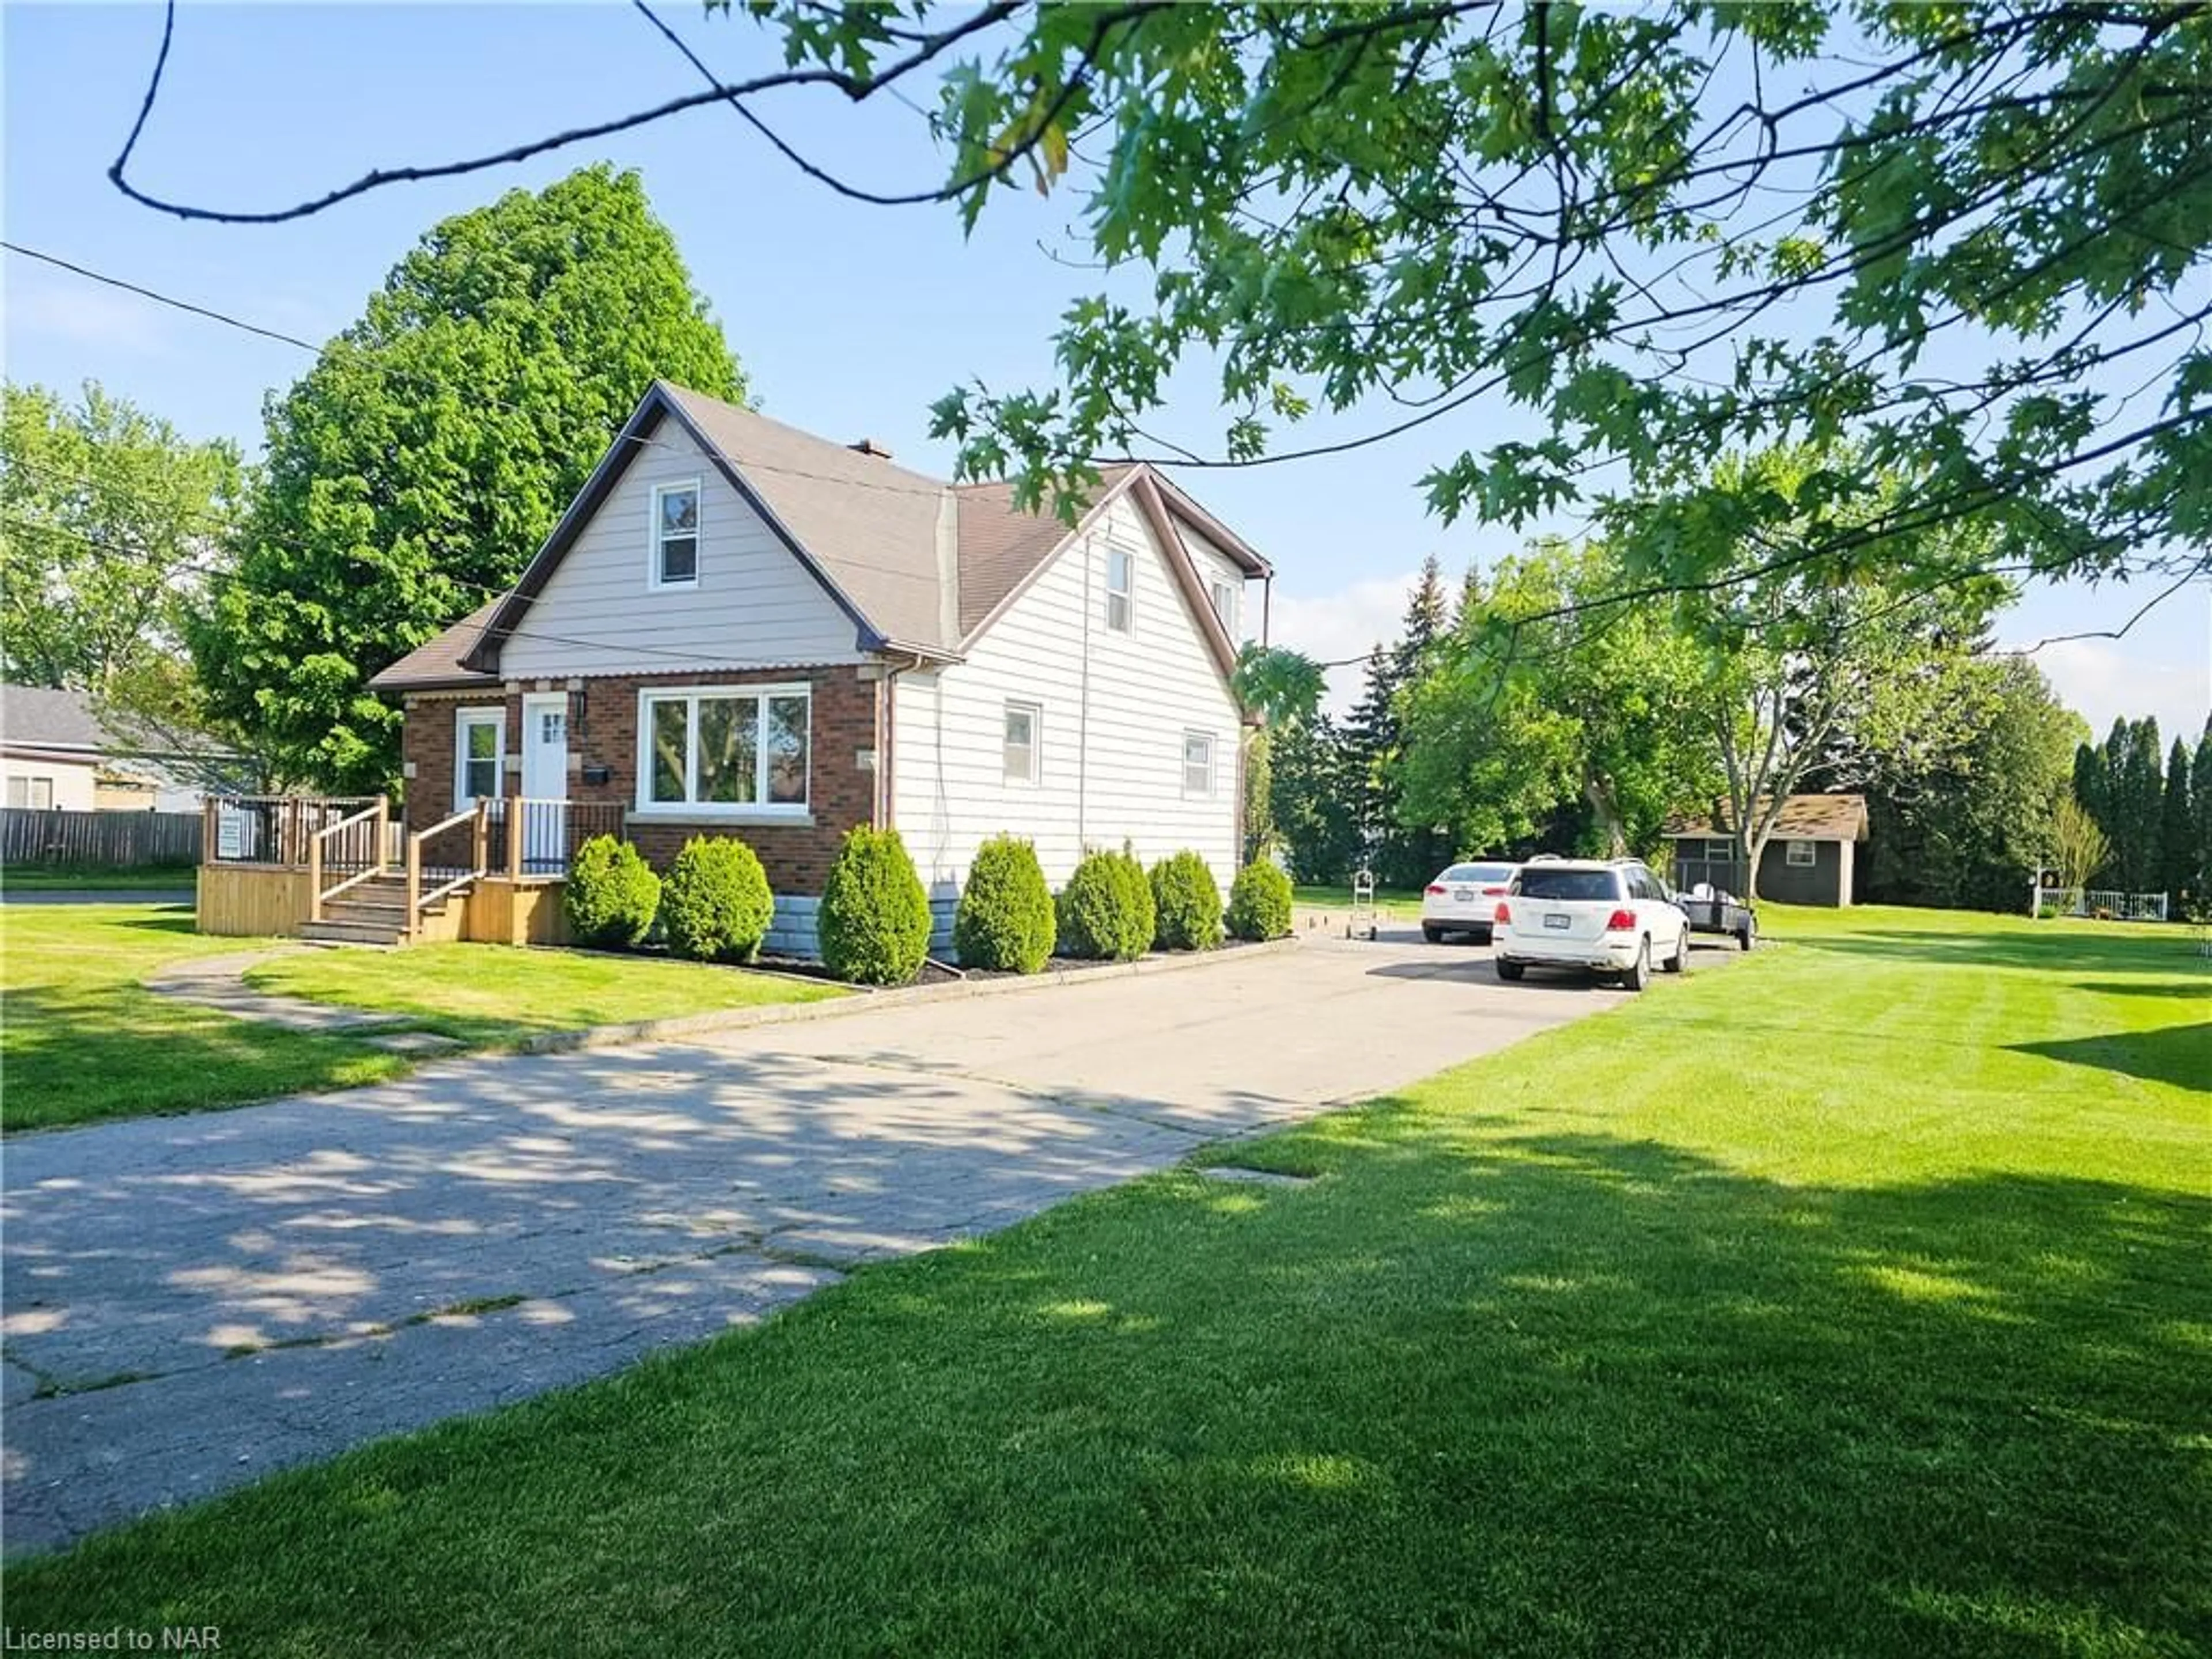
849;438;893;460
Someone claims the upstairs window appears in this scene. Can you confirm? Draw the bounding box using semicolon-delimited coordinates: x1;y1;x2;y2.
653;481;700;588
1105;549;1133;633
1209;578;1237;634
1182;730;1215;796
1003;702;1040;784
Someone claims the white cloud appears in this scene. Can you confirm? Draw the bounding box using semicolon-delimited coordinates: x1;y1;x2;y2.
2005;636;2209;747
5;276;177;357
1267;571;1421;715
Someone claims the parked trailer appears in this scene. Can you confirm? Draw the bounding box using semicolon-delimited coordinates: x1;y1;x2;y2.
1677;882;1757;950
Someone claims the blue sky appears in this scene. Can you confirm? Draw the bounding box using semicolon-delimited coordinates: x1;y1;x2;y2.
5;2;2206;740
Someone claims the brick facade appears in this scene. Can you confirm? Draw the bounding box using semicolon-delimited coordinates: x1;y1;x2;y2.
400;665;881;895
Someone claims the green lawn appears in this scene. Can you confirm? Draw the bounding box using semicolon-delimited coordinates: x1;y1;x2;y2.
0;903;413;1132
11;906;2208;1655
1;907;840;1133
2;865;199;890
244;941;843;1046
1292;882;1426;915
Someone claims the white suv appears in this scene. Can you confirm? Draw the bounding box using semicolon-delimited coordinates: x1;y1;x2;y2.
1493;859;1692;991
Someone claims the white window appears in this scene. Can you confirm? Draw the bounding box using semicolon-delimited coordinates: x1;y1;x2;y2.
1209;578;1237;635
638;686;810;815
1105;548;1133;633
1003;702;1040;785
6;776;53;810
1785;839;1817;868
1182;730;1215;796
454;709;505;808
652;480;700;588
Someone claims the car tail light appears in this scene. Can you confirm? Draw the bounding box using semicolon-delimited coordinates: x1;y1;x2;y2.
1482;885;1505;896
1494;902;1512;925
1604;908;1637;932
1425;884;1446;895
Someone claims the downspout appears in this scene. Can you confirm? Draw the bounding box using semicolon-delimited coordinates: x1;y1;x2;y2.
1079;528;1093;852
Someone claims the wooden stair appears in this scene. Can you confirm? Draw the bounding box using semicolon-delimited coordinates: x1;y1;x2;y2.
300;872;463;947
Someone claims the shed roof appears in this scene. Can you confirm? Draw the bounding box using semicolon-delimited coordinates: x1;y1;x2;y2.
1669;794;1870;842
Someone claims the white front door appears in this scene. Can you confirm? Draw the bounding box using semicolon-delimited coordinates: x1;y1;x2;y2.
520;693;569;870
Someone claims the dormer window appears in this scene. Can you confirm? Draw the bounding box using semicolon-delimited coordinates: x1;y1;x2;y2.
1209;578;1237;635
653;481;700;588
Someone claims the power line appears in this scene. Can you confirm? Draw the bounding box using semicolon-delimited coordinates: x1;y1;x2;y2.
2;241;320;351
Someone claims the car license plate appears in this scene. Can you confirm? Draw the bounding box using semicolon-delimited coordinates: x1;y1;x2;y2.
1543;912;1572;930
1452;887;1473;902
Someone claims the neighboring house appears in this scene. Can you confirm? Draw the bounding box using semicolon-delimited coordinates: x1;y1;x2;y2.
0;684;244;813
369;380;1272;940
1665;794;1870;907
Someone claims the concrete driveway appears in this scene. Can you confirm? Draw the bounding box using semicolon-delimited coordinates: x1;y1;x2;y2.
2;927;1646;1553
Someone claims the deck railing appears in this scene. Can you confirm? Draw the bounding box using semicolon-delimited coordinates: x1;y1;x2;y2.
307;796;390;923
490;798;626;879
204;796;380;869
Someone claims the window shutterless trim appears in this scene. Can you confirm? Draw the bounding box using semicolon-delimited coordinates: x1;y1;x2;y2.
453;706;506;810
649;478;702;591
1105;547;1134;634
633;683;811;817
1181;729;1216;797
1785;839;1818;867
1003;700;1041;785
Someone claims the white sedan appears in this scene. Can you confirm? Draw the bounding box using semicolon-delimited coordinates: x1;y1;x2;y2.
1493;858;1692;991
1421;860;1520;944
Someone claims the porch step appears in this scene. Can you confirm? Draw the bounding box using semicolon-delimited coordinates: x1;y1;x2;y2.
301;919;407;947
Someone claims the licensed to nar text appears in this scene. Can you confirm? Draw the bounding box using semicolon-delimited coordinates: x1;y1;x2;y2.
3;1633;221;1653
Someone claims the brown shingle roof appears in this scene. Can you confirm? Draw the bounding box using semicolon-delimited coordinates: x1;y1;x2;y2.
1669;793;1870;842
952;467;1136;638
454;383;1266;680
369;600;503;691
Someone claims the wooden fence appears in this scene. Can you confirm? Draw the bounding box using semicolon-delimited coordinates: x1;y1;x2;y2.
1;807;203;868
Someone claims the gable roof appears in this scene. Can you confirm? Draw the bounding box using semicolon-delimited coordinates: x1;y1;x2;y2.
404;381;1266;691
1669;794;1870;842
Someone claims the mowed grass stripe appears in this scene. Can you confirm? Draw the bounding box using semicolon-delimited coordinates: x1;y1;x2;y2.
8;906;2207;1656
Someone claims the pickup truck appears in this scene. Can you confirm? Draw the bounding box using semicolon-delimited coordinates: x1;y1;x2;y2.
1676;882;1757;950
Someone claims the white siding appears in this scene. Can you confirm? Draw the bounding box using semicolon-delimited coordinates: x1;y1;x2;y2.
502;424;863;678
2;756;95;812
895;494;1242;897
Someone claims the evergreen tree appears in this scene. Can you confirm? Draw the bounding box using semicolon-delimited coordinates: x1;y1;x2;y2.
2194;724;2212;921
2159;736;2194;915
1339;645;1397;878
2117;718;2164;893
2071;741;2109;879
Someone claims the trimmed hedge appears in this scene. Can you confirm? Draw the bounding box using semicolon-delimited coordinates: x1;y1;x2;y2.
1226;859;1295;941
563;835;661;949
1149;850;1223;950
955;836;1055;974
658;836;774;964
819;826;933;986
1056;847;1155;962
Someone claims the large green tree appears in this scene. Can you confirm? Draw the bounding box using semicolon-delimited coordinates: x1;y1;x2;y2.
1;381;243;693
193;165;746;790
2160;735;2195;914
1397;539;1714;862
2193;724;2212;919
1851;657;2084;913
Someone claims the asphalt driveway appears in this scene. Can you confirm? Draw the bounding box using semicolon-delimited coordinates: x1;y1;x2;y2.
2;927;1645;1554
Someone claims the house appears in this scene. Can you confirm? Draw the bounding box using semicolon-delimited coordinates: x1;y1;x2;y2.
365;380;1272;953
1665;794;1869;907
0;684;245;813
